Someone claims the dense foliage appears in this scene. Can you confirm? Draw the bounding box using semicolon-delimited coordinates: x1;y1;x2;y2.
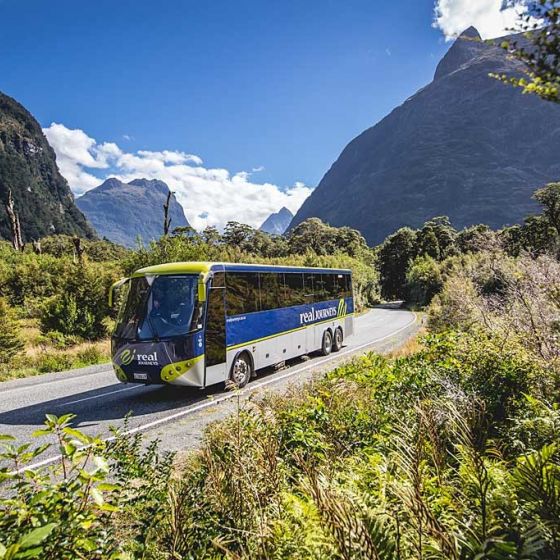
2;317;558;558
496;0;560;103
2;175;560;558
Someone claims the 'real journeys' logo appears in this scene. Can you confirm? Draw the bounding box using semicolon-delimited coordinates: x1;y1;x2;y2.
299;299;348;326
118;348;160;367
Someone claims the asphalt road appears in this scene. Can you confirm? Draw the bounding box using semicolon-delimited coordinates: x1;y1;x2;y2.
0;307;418;469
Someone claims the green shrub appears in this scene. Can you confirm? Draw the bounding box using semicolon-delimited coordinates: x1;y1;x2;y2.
76;345;105;366
35;351;74;373
405;255;443;307
39;261;118;340
36;330;81;349
0;297;24;364
0;414;173;560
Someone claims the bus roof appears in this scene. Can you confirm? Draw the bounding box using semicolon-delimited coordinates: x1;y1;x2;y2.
133;261;352;277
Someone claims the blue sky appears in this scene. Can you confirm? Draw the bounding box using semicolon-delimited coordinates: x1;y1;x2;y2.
0;0;525;228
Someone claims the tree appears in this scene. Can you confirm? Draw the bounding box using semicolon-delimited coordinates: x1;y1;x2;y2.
3;188;24;252
287;218;369;258
495;0;560;103
377;227;417;300
222;221;256;249
0;297;24;364
416;216;457;260
163;190;172;235
405;255;443;307
534;182;560;235
201;225;221;246
457;224;495;254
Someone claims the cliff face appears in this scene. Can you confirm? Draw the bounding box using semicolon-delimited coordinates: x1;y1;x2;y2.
0;91;95;241
290;29;560;245
76;178;190;247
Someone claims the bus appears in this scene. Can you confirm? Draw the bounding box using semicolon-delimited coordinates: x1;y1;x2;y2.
109;262;354;388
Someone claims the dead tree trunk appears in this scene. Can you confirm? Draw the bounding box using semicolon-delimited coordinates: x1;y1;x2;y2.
163;191;172;236
32;240;42;255
4;189;24;252
72;236;84;263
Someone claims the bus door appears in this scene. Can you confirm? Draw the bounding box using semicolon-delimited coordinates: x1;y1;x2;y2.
303;273;317;353
204;285;227;385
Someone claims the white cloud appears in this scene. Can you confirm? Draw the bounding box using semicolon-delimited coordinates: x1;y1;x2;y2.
43;123;312;231
433;0;530;40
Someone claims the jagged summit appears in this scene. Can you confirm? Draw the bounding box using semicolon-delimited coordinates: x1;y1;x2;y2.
259;206;293;235
434;27;487;80
460;26;481;40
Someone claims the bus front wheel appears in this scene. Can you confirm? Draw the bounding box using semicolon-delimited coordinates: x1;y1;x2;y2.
230;352;252;388
321;330;333;356
333;328;343;352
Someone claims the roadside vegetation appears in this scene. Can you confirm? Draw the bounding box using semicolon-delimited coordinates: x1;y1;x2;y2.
1;182;560;558
0;219;380;380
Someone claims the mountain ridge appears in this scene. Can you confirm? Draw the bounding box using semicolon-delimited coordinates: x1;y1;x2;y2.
76;178;190;247
290;29;560;244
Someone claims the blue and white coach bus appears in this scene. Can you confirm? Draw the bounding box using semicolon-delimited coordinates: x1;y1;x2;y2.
109;262;354;388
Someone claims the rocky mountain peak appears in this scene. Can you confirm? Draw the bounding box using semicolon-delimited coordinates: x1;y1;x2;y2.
460;26;482;40
434;26;486;80
76;178;189;247
259;206;294;235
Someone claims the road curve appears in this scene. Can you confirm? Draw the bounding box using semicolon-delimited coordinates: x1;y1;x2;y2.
0;307;418;469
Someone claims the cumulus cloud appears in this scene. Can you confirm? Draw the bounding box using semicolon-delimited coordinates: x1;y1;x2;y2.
43;123;312;231
433;0;531;40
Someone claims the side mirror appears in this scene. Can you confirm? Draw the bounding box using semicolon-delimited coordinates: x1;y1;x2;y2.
109;278;129;308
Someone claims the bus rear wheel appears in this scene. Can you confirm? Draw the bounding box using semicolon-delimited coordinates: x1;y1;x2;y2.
230;352;252;388
333;328;343;352
321;330;333;356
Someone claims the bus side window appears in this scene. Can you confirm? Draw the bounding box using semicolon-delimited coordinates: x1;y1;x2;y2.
303;274;315;303
206;288;226;367
226;272;260;315
211;272;225;287
314;274;328;302
284;273;305;306
259;272;283;311
323;274;340;300
334;273;347;298
344;275;353;298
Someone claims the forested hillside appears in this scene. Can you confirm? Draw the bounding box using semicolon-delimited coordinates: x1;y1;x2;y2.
0;91;95;241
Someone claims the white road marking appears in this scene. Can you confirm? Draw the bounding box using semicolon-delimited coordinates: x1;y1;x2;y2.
55;385;144;407
15;312;416;473
1;369;113;394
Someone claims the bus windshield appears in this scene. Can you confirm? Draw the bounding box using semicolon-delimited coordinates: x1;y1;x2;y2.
114;275;201;340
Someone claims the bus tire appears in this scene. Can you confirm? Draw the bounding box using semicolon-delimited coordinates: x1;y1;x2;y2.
230;352;252;388
321;330;333;356
333;328;343;352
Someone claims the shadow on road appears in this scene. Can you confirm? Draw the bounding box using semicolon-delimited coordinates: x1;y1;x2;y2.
0;356;311;430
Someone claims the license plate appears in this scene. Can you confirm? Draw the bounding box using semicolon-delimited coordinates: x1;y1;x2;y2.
133;372;148;381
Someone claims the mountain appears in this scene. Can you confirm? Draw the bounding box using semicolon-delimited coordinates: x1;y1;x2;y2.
0;91;95;241
259;207;294;235
76;178;190;247
290;28;560;245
